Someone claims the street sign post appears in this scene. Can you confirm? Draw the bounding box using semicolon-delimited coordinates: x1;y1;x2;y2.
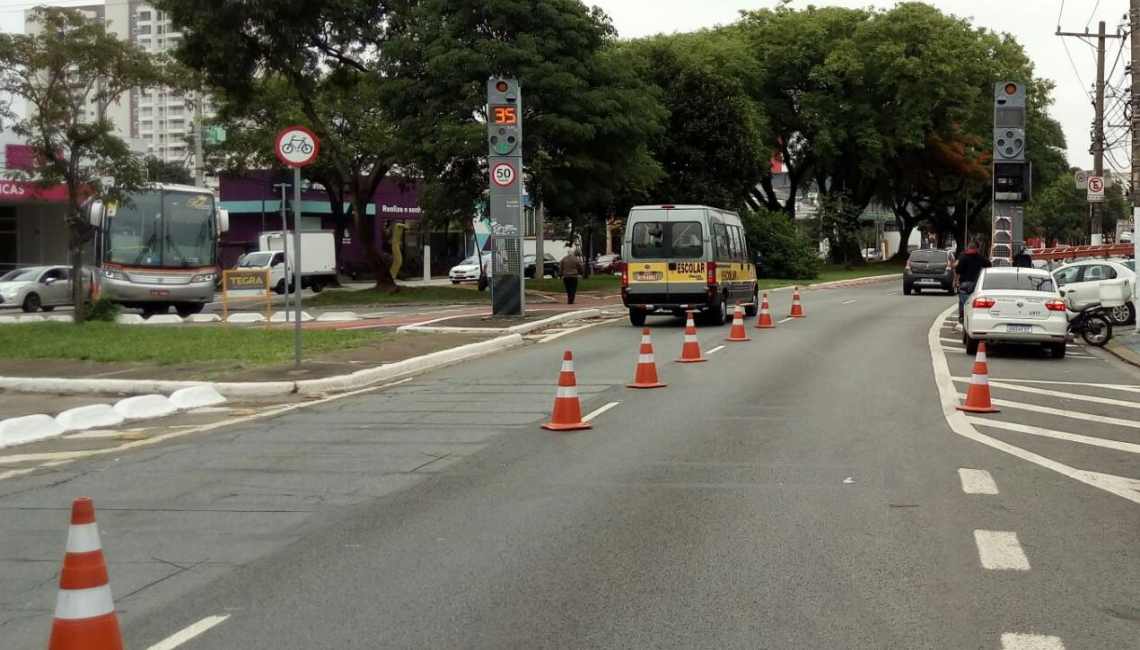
274;126;320;365
991;82;1029;266
1087;175;1105;202
486;78;525;316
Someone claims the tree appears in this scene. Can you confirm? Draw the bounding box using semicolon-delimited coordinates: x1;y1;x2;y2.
158;0;401;290
381;0;664;242
0;7;175;322
145;156;193;185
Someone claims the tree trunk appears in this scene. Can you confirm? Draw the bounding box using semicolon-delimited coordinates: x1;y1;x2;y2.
352;195;397;292
68;200;87;324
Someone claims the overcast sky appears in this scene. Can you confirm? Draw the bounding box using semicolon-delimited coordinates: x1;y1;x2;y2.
0;0;1130;174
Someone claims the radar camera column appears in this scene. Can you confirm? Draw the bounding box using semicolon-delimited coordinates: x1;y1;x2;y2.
487;78;525;316
991;82;1031;266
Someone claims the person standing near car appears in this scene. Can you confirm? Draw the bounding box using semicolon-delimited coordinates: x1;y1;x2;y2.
1012;248;1033;268
560;251;586;304
955;240;991;324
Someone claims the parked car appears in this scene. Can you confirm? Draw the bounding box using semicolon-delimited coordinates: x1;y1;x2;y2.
903;249;956;295
524;253;560;279
963;267;1069;358
862;248;883;261
594;254;623;274
0;266;93;313
1121;231;1133;243
449;254;489;284
1051;259;1136;324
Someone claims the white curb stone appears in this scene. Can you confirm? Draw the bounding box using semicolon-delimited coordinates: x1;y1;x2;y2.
315;311;360;322
185;313;222;323
45;315;72;323
115;314;145;325
55;404;124;432
0;414;65;448
270;311;314;323
145;314;184;325
114;394;179;420
16;315;46;323
226;313;267;324
169;386;227;409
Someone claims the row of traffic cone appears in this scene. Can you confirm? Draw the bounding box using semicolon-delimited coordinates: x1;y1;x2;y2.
543;288;808;430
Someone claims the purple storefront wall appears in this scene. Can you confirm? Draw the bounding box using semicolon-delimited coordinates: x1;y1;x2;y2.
218;171;422;271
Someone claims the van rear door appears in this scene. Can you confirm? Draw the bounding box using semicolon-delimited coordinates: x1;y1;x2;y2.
627;212;670;303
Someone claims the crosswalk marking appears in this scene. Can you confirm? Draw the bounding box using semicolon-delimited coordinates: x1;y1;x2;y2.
1001;633;1066;650
956;393;1140;430
967;417;1140;454
974;530;1030;570
958;468;999;494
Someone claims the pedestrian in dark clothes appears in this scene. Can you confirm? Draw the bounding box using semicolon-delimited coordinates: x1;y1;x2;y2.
955;240;991;324
560;251;586;304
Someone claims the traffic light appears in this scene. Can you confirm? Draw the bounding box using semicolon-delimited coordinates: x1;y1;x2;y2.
487;78;522;157
993;82;1026;162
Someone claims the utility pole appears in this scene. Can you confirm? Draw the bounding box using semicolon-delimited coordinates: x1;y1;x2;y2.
193;96;205;188
1131;0;1140;333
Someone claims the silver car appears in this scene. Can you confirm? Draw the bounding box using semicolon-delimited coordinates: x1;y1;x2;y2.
0;266;91;313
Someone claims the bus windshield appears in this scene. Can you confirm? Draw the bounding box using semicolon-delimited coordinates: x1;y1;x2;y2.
104;190;216;268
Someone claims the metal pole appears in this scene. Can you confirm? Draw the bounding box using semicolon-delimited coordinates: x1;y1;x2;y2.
193;97;205;187
535;201;545;277
1132;0;1140;332
293;167;303;365
1092;20;1107;246
274;183;290;315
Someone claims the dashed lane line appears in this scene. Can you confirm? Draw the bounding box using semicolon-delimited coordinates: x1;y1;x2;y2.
965;418;1140;455
955;393;1140;430
706;345;726;356
145;615;230;650
974;530;1031;570
842;299;857;305
778;317;795;324
1001;633;1066;650
958;468;999;494
582;401;620;422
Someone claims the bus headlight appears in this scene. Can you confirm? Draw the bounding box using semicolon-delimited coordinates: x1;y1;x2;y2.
191;272;215;283
102;268;126;281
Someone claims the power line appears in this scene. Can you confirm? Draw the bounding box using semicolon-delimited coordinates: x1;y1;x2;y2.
1087;0;1103;28
1062;37;1094;102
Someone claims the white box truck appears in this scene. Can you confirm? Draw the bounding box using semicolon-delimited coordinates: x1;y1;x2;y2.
236;231;337;294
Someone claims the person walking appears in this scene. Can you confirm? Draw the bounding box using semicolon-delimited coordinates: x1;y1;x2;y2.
954;240;991;325
1012;248;1033;268
560;250;586;304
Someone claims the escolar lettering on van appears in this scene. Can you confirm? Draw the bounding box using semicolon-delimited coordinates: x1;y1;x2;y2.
675;262;705;274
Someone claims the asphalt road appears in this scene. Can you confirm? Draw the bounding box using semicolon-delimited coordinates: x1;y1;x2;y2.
2;280;1138;649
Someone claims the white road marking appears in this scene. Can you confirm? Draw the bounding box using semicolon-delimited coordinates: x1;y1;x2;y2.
974;530;1030;570
955;393;1140;430
958;468;999;494
886;292;899;295
966;417;1140;455
582;401;620;422
706;345;726;355
842;299;857;305
992;378;1140;393
145;615;230;650
1001;633;1066;650
930;305;1140;506
778;317;794;324
939;337;962;344
962;379;1140;410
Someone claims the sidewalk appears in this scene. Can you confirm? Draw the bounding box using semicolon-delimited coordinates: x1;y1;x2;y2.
1107;330;1140;368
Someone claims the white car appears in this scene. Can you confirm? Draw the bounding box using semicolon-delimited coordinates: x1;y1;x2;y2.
1052;259;1135;324
448;254;490;284
963;267;1070;359
0;266;92;313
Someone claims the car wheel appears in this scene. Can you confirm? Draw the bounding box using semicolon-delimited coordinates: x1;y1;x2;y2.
965;335;979;356
744;287;759;317
903;284;913;295
913;287;922;294
451;280;460;285
310;280;323;293
629;309;647;327
704;294;728;326
1049;342;1067;359
275;279;287;295
1108;302;1135;325
21;293;41;313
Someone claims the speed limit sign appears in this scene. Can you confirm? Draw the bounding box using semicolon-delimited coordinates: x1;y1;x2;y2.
491;162;516;187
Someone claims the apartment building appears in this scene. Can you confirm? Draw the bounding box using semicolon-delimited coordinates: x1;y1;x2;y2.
23;1;209;169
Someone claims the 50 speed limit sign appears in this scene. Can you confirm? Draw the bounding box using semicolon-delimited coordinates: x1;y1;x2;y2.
491;162;516;187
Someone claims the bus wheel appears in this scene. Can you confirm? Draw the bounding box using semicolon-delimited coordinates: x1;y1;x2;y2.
629;309;647;327
141;305;169;319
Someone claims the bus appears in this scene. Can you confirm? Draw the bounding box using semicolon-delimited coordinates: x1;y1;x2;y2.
87;183;230;317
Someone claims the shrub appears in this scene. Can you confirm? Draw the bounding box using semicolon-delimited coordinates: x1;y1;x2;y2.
84;297;121;322
741;207;823;279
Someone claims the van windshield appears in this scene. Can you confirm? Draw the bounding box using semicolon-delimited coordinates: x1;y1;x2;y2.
630;217;704;260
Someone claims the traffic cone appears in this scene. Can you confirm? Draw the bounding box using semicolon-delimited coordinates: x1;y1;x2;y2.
48;497;123;650
789;286;806;318
755;292;775;329
726;302;751;341
957;342;1000;414
676;311;707;363
542;351;593;431
628;328;666;389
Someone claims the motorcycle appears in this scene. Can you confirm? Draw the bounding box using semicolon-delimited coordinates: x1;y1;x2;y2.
1067;300;1113;347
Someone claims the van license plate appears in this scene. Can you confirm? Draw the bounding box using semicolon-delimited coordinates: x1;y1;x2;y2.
634;272;662;281
1006;324;1031;333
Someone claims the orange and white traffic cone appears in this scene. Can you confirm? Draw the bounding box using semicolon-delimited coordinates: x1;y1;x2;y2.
628;328;666;389
48;497;123;650
755;292;775;329
789;286;805;318
676;311;707;363
542;351;593;431
726;302;751;342
958;342;1000;414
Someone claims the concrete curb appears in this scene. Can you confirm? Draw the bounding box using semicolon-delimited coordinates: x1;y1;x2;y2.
1105;339;1140;368
295;333;524;395
396;309;603;335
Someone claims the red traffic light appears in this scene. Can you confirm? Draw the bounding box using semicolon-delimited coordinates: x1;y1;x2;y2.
1004;83;1018;96
495;80;510;93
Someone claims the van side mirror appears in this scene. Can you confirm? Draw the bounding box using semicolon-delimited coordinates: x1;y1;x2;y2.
217;208;230;234
88;201;105;228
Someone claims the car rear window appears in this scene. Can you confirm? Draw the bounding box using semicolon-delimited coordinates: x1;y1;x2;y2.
629;220;704;260
982;273;1056;292
909;250;948;263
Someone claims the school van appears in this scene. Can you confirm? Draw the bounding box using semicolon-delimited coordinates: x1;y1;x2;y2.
621;204;759;326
